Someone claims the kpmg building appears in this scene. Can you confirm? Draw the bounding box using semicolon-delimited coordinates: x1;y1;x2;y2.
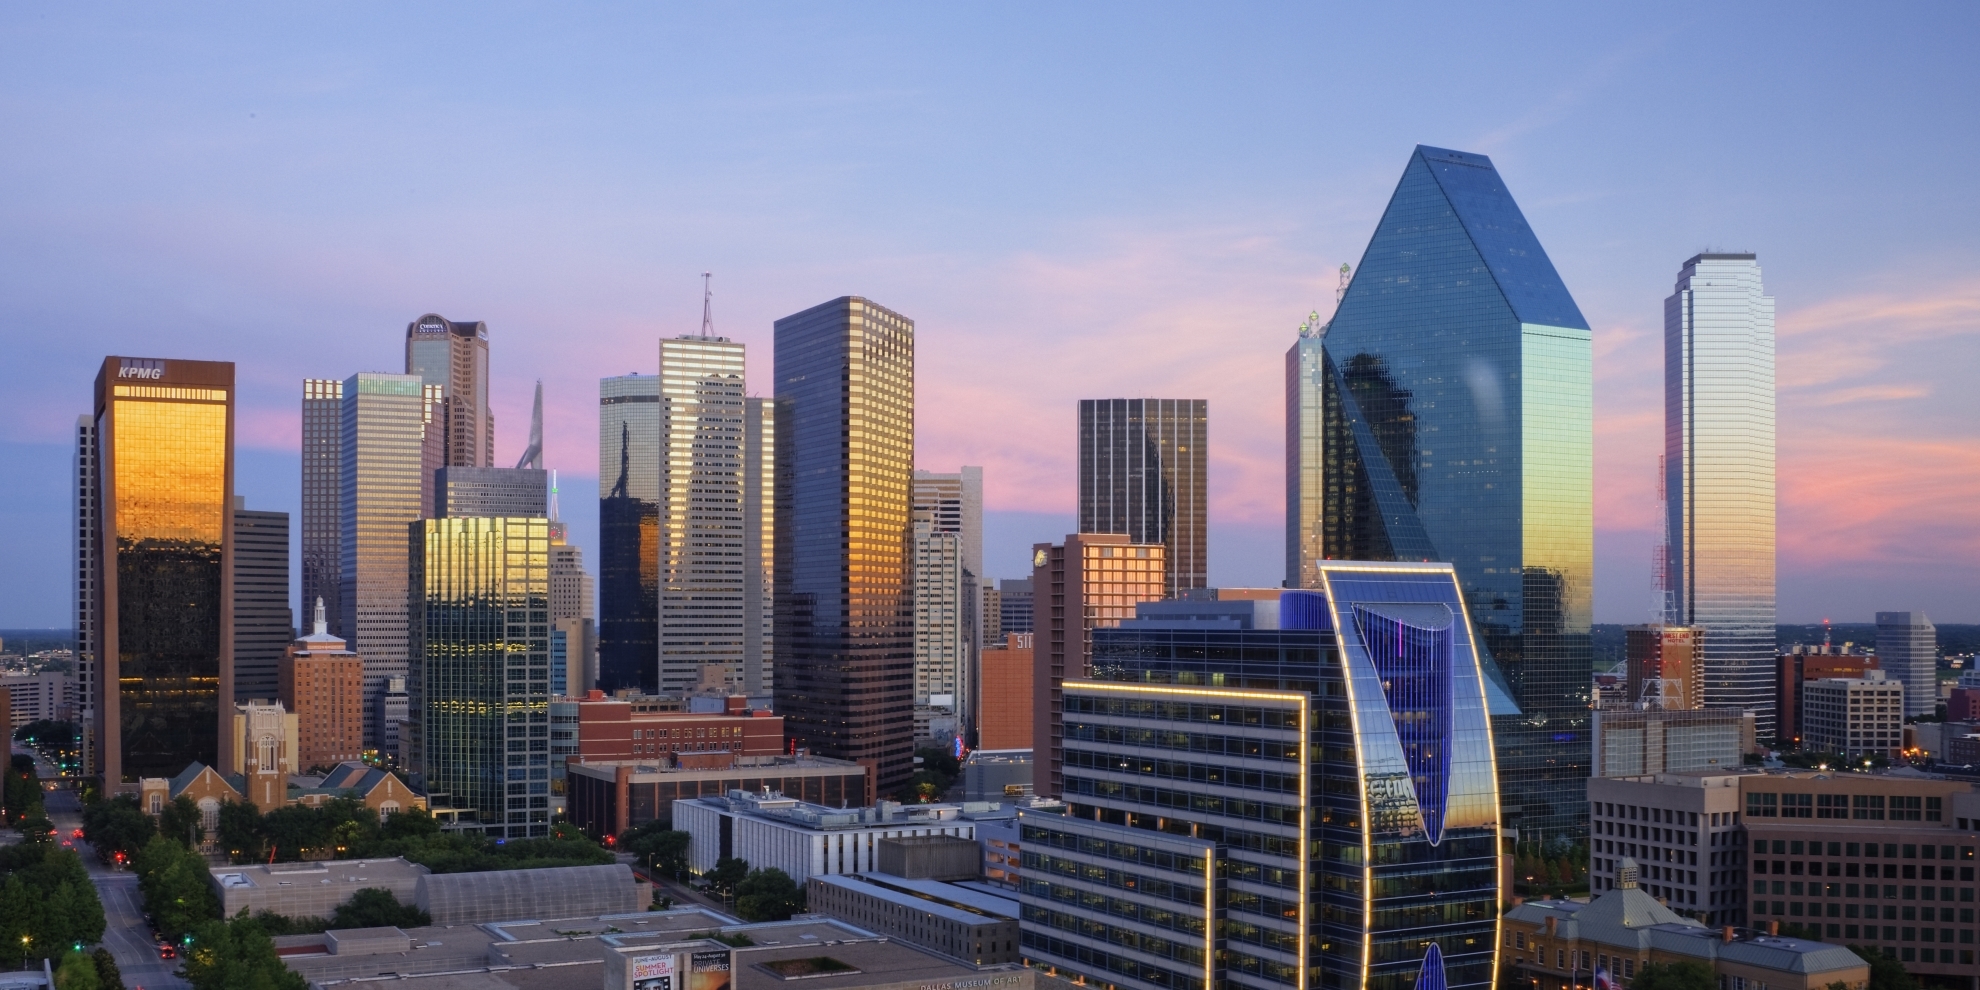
1287;144;1593;838
1021;562;1501;990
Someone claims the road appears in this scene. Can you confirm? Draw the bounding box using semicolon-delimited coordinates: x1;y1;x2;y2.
42;787;188;990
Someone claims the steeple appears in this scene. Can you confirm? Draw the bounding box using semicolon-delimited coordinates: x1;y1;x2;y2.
313;596;327;637
296;595;349;649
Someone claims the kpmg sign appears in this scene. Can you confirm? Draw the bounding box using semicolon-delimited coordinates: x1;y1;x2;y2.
116;358;166;380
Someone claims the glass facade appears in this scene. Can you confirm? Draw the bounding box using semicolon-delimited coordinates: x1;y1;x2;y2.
1285;323;1325;589
74;415;99;776
1079;399;1208;597
1038;563;1502;990
410;516;551;839
598;373;661;693
95;357;235;784
301;379;342;638
657;336;753;695
1308;145;1593;839
404;313;492;468
774;296;916;793
339;372;431;748
434;466;547;518
1665;255;1777;733
743;397;775;696
232;506;293;703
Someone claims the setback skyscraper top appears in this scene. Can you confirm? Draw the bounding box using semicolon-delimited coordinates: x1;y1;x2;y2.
1304;145;1592;838
1665;253;1777;734
405;314;493;468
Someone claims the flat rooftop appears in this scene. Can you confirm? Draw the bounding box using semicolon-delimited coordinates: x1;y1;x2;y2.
811;872;1019;923
282;911;1026;990
214;857;428;891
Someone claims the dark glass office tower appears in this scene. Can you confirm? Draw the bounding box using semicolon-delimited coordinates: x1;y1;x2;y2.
1029;563;1503;990
1078;399;1207;597
1308;145;1593;839
92;356;236;784
774;297;916;793
598;374;661;693
232;502;293;703
301;379;343;637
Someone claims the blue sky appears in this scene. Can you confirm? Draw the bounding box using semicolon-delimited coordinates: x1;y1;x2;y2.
3;4;1976;628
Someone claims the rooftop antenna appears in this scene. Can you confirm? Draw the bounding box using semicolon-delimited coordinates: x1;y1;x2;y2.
700;271;715;336
549;469;561;522
515;379;544;470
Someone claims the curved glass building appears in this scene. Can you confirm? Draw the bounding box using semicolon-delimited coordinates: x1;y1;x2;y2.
1023;563;1502;990
1288;145;1593;839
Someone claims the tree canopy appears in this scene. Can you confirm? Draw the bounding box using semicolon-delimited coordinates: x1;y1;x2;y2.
1630;961;1716;990
735;868;804;923
181;915;306;990
0;844;105;969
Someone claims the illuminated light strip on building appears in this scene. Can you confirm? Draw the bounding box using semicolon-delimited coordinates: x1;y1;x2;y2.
112;385;229;401
1317;568;1373;990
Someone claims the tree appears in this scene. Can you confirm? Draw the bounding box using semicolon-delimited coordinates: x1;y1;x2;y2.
1630;961;1715;990
620;823;690;879
81;795;155;866
89;947;124;990
180;915;307;990
217;802;265;864
734;868;805;922
135;835;219;943
156;795;203;849
55;949;101;990
705;856;749;896
379;806;440;841
329;888;430;930
3;754;44;827
1848;946;1917;990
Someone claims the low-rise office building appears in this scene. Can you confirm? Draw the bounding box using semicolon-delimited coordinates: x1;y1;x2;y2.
1504;862;1867;990
1593;708;1755;778
1802;673;1904;757
565;689;784;763
674;790;983;882
807;870;1021;965
1590;767;1980;982
566;753;869;838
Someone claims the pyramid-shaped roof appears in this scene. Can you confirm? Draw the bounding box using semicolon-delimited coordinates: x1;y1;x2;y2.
1407;145;1588;331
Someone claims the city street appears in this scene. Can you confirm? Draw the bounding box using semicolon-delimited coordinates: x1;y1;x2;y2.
43;787;187;990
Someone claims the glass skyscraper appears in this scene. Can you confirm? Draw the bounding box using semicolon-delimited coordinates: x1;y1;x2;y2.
302;378;342;638
774;296;916;793
409;516;551;839
598;373;661;693
339;372;432;748
1025;562;1502;990
1301;145;1592;839
1078;399;1208;598
91;356;236;784
232;503;293;703
656;335;774;696
1664;254;1777;734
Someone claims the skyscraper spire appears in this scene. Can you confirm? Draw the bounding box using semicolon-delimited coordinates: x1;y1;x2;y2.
549;469;561;522
515;379;544;470
700;272;715;336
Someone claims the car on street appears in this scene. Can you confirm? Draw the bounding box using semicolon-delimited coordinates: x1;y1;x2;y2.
158;943;176;959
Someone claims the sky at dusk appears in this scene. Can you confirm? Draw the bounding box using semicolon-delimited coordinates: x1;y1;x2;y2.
2;4;1976;629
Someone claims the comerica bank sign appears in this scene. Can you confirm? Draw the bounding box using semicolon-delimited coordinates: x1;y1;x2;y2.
116;358;166;380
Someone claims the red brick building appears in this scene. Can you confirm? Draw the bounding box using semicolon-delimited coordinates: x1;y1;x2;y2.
281;599;365;769
568;691;783;765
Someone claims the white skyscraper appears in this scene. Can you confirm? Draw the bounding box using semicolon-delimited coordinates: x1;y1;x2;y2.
912;520;966;743
1665;253;1777;736
656;335;772;696
339;372;435;746
1876;611;1937;719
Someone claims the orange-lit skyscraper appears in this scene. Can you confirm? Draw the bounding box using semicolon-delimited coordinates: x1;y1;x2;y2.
773;297;916;793
1031;533;1165;797
90;356;236;785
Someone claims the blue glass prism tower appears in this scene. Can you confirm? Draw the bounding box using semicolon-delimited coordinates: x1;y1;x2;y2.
1296;145;1592;839
1028;563;1501;990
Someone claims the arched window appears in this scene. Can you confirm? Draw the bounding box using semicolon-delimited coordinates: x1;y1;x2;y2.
198;798;221;836
259;735;279;771
148;793;162;814
378;801;400;822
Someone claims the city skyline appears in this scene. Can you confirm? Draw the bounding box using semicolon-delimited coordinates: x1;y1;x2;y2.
3;8;1977;628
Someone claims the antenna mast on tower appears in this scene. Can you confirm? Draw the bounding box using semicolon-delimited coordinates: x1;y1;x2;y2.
700;272;715;336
